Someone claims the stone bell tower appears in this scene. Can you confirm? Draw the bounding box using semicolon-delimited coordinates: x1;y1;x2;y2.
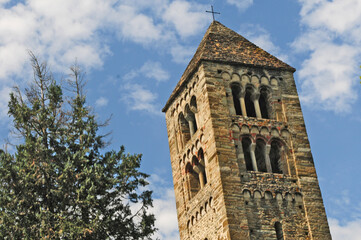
162;21;331;240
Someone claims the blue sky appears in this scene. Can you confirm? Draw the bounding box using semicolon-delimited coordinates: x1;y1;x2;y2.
0;0;361;239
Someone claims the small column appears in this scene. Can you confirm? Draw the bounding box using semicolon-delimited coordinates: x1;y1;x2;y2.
253;99;262;119
193;164;205;188
199;172;205;188
239;97;247;117
265;144;272;173
188;119;195;136
251;92;262;119
250;143;258;171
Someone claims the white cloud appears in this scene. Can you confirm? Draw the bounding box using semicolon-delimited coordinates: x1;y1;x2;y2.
294;0;361;112
121;83;162;116
239;24;290;63
113;5;164;45
329;218;361;240
95;97;108;107
140;61;170;83
163;1;208;38
297;43;358;111
300;0;361;37
170;44;196;64
0;0;206;83
0;0;9;5
0;0;211;121
120;61;169;115
151;188;179;239
227;0;253;12
123;61;170;83
148;174;179;240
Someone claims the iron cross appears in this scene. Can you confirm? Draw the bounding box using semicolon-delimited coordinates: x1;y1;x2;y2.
206;5;220;21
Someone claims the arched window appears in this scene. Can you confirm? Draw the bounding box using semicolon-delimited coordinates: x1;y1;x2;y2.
255;139;267;172
186;162;200;198
275;222;284;240
178;113;190;145
231;83;242;115
259;87;270;119
185;104;197;137
190;96;198;133
242;137;253;171
190;96;197;111
245;86;256;118
269;140;283;174
198;148;207;186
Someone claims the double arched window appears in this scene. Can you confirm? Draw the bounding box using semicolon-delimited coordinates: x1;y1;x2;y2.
230;84;271;119
244;86;257;118
185;148;207;199
178;113;191;145
185;104;197;136
178;96;199;148
241;136;286;174
185;162;200;198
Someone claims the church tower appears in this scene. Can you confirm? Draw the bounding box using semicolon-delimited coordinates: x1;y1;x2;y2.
162;21;331;240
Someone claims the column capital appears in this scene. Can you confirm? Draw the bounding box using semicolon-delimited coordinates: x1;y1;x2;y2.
251;92;260;101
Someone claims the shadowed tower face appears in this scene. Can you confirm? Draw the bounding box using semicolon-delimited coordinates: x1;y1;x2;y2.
163;21;331;240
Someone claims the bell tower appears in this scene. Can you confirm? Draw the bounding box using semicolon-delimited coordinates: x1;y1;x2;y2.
162;21;331;240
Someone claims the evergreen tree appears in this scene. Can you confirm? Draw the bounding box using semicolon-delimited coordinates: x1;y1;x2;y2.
0;53;156;239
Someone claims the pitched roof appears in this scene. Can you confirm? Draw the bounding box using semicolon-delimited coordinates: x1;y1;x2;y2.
162;21;295;112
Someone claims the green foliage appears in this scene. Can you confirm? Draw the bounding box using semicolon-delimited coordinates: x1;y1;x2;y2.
0;53;156;239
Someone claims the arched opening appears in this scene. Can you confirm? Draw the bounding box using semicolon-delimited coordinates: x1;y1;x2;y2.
269;140;283;174
185;104;197;137
198;148;207;186
178;113;190;145
190;96;198;113
255;139;267;172
275;222;284;240
231;83;242;115
241;137;253;171
259;87;270;119
186;162;200;198
245;86;256;118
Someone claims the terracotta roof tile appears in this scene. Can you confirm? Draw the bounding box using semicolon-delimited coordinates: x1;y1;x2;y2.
163;21;295;112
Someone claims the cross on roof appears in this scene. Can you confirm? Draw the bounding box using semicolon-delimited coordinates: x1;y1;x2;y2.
206;5;220;21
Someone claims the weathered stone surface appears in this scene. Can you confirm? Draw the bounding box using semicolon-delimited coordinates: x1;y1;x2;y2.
163;22;331;240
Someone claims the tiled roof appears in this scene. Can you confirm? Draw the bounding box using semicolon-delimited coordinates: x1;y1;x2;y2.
162;21;295;112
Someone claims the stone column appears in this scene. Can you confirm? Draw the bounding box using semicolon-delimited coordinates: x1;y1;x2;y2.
253;99;262;119
239;97;247;117
190;106;199;130
199;171;205;188
193;164;205;188
250;143;258;171
252;92;262;118
188;119;195;136
265;144;272;173
185;113;196;137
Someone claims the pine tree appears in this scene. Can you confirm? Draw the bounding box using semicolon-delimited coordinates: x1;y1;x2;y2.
0;53;156;239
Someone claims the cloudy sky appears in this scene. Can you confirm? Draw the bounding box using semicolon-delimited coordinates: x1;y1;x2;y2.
0;0;361;239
